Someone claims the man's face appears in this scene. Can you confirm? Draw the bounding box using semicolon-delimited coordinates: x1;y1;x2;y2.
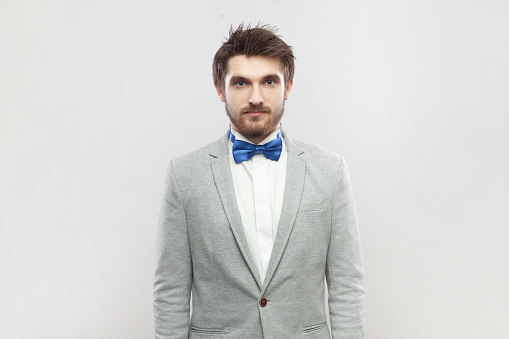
216;55;293;143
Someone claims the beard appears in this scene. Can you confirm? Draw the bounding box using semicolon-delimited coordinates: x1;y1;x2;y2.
225;101;285;140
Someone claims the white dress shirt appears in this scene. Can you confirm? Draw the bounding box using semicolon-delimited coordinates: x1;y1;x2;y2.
228;128;287;283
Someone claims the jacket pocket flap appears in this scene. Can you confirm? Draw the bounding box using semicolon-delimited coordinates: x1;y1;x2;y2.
303;321;328;333
190;326;225;334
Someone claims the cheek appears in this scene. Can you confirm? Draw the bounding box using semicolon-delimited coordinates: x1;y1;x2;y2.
266;90;285;103
227;92;247;106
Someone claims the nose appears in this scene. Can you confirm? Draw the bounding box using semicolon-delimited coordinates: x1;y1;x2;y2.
248;84;263;105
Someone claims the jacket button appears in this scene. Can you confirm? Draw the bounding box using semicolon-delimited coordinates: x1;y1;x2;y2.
259;297;267;307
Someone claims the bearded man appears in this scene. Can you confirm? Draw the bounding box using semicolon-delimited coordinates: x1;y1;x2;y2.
154;24;366;339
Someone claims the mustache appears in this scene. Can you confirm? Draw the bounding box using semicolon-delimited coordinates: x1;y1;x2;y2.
241;104;271;114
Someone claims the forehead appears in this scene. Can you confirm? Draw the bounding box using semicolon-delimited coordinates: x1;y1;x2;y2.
225;55;284;79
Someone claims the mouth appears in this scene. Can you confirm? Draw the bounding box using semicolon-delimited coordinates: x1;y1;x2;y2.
244;110;267;118
246;111;267;118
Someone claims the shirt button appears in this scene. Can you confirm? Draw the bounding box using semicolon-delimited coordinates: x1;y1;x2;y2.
259;297;268;307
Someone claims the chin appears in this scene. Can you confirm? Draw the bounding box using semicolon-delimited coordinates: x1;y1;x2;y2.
243;121;278;138
226;102;283;139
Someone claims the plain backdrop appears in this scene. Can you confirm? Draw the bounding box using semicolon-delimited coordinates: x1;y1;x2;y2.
1;0;508;338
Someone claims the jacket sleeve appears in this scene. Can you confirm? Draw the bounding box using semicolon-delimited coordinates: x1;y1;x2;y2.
154;160;192;338
325;156;367;338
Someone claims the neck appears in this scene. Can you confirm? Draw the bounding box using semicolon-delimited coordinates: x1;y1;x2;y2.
245;135;267;145
231;124;280;145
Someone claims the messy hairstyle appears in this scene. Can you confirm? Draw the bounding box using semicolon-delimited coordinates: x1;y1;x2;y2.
212;23;295;88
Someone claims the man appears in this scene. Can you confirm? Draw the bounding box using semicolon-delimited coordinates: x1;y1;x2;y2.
154;24;366;338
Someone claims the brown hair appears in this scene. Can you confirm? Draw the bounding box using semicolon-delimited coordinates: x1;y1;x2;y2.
212;24;295;89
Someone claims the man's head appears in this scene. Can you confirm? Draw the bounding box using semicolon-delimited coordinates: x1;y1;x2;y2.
213;24;295;89
213;24;295;144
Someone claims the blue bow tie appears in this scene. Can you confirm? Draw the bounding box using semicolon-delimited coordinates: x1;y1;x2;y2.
230;130;283;164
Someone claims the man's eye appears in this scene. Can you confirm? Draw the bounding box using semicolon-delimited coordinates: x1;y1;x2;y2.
266;80;276;86
235;81;246;87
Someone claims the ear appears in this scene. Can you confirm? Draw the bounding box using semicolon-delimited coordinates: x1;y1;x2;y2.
215;84;226;102
284;79;294;100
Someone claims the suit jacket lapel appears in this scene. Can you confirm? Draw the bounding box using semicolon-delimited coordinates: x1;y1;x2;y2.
261;132;306;294
210;132;263;289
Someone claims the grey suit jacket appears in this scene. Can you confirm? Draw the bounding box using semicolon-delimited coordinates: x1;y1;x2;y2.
154;131;366;339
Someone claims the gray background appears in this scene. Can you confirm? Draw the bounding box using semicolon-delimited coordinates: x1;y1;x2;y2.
1;0;508;338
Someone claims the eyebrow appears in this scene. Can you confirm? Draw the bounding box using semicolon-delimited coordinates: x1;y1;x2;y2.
229;76;249;85
262;74;282;81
